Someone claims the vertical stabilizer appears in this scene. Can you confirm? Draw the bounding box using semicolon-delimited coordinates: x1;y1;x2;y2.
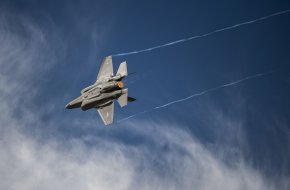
116;61;127;78
117;88;128;107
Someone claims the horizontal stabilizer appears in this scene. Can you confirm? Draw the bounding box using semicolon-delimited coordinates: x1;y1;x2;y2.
117;88;128;107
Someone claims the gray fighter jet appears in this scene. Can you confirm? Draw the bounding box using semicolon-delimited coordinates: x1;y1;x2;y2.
65;56;135;125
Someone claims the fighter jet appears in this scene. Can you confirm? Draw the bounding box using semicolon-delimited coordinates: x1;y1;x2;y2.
65;56;135;125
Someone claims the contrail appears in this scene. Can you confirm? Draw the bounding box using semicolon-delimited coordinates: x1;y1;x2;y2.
118;70;276;122
112;9;290;57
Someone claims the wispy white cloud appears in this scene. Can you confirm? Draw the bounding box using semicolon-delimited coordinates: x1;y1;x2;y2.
0;119;280;190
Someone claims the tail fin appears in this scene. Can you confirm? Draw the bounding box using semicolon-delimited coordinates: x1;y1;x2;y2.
116;61;127;78
117;88;128;107
128;97;136;102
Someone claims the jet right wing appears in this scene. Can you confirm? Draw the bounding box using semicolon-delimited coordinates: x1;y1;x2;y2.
97;101;114;125
96;56;113;81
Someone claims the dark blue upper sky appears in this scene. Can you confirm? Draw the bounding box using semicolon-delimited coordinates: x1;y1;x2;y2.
1;0;290;185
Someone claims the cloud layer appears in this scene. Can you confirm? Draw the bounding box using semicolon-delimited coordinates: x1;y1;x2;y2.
0;119;278;190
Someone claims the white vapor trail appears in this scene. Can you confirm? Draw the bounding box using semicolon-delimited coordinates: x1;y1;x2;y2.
118;70;275;122
113;9;290;57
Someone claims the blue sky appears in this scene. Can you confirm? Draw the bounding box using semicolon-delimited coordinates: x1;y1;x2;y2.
0;0;290;189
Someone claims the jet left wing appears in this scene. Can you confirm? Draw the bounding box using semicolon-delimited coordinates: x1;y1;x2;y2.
97;101;114;125
96;56;113;81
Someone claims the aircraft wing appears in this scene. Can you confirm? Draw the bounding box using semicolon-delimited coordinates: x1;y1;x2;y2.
96;56;113;81
97;101;114;125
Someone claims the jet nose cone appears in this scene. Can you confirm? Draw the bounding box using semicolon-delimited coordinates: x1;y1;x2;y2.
65;97;82;109
65;103;72;109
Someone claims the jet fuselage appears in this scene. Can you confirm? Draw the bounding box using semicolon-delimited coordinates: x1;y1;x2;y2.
66;80;124;111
